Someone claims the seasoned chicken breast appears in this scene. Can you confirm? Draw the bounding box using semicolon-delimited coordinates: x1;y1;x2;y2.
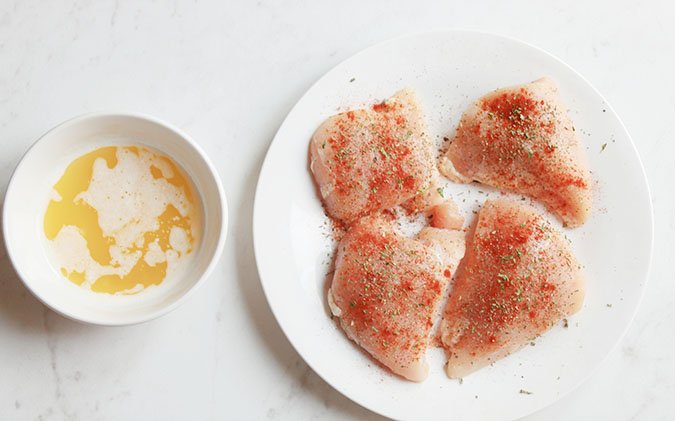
428;197;464;230
401;174;447;214
328;213;464;382
310;89;435;223
440;78;592;227
441;199;585;378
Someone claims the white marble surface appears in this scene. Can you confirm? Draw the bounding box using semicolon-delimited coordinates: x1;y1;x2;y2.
0;1;672;420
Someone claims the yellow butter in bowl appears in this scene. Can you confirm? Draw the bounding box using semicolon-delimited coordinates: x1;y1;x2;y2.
44;145;203;295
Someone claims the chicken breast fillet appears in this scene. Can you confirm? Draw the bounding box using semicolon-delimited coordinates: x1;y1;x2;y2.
440;78;592;227
310;89;435;223
441;199;585;378
328;213;465;382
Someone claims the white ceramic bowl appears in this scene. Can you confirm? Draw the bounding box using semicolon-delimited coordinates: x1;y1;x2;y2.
2;113;227;326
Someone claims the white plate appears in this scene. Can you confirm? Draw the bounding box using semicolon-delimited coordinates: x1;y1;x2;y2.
253;31;653;420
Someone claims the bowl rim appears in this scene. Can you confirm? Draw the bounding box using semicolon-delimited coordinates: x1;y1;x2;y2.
2;111;228;326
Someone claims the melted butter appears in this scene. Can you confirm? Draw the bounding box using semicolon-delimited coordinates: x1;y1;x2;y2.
44;146;201;294
44;147;117;265
61;268;86;286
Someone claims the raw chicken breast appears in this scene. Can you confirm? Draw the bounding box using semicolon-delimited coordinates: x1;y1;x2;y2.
401;174;446;214
441;199;585;378
418;225;467;328
429;198;464;230
417;198;466;281
328;214;464;382
310;89;435;223
440;78;592;227
417;227;466;285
